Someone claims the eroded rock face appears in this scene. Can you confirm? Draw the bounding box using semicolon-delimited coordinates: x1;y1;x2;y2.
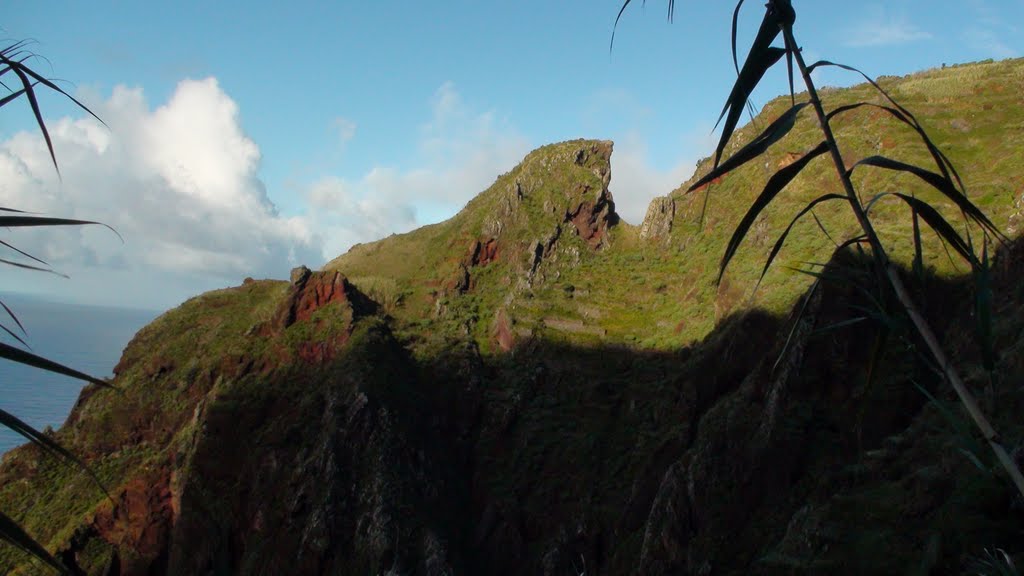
566;141;617;250
166;322;466;575
275;267;375;329
640;196;675;241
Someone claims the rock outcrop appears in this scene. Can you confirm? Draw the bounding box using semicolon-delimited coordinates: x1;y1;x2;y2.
640;196;675;241
5;58;1024;574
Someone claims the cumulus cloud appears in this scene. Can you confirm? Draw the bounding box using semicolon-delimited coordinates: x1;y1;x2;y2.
309;82;531;260
0;78;321;301
843;8;932;47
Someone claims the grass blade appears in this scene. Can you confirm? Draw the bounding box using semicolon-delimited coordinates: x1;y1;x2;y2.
730;0;748;74
0;300;27;336
811;60;968;196
912;195;924;280
0;258;66;278
0;341;112;388
810;316;868;337
772;276;818;374
688;102;809;193
714;46;786;168
0;240;51;267
0;216;122;242
849;156;1003;240
891;193;976;266
0;87;28;108
0;53;105;127
976;239;995;371
719;141;829;282
610;0;635;51
758;192;846;285
914;382;990;473
0;408;109;499
3;62;59;175
0;511;68;574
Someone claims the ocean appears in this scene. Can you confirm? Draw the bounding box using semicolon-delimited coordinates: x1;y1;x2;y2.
0;293;160;455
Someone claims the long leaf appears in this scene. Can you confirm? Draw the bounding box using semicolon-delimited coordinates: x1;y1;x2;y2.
0;239;51;267
713;0;795;163
0;511;68;574
810;60;967;194
0;300;27;336
0;216;122;242
0;323;30;349
611;0;675;51
913;194;929;278
719;141;829;282
976;240;995;371
688;102;809;193
0;87;28;108
849;156;1003;240
0;341;112;388
914;382;991;473
758;192;846;285
0;53;105;127
891;193;977;266
3;62;59;175
730;0;748;74
0;408;109;499
810;316;869;337
771;277;819;374
714;47;786;168
0;258;66;277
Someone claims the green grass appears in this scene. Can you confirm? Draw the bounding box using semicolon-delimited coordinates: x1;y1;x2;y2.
322;59;1024;355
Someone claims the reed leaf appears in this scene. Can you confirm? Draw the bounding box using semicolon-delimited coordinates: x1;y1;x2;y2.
0;239;50;267
0;409;109;499
757;192;846;286
0;341;112;388
688;102;809;193
713;46;786;168
810;60;967;193
888;193;978;266
975;240;995;372
0;512;67;575
849;156;1003;240
719;140;829;282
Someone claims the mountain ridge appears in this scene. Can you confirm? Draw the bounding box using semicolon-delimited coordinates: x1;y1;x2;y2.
0;57;1023;574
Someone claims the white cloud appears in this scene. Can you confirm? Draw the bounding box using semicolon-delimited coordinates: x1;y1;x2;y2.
843;9;932;47
0;78;321;306
609;133;697;225
332;116;357;147
309;82;531;260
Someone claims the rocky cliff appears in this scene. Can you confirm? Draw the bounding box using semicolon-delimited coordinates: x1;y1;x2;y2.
2;59;1024;575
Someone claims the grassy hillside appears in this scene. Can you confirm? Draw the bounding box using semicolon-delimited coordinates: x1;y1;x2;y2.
329;58;1024;350
1;58;1023;575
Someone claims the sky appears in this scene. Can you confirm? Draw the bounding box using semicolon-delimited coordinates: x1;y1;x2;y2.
2;0;1022;311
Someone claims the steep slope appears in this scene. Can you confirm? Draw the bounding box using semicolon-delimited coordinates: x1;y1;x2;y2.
0;59;1023;575
326;139;620;353
333;58;1024;349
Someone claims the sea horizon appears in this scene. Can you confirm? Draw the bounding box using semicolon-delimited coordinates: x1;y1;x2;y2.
0;293;160;456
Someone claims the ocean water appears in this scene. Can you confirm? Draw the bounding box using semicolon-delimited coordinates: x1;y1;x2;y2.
0;293;159;455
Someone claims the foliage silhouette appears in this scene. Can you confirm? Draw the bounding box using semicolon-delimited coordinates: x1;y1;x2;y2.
1;40;117;573
614;0;1024;498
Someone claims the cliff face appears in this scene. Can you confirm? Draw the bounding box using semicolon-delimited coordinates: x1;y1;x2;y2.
3;59;1024;575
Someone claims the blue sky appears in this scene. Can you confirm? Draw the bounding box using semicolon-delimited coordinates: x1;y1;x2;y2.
2;0;1022;310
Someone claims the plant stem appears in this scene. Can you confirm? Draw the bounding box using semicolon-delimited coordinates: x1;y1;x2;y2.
782;24;1024;499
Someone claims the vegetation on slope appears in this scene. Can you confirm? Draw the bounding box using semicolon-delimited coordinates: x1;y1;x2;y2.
328;58;1024;352
0;58;1022;574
